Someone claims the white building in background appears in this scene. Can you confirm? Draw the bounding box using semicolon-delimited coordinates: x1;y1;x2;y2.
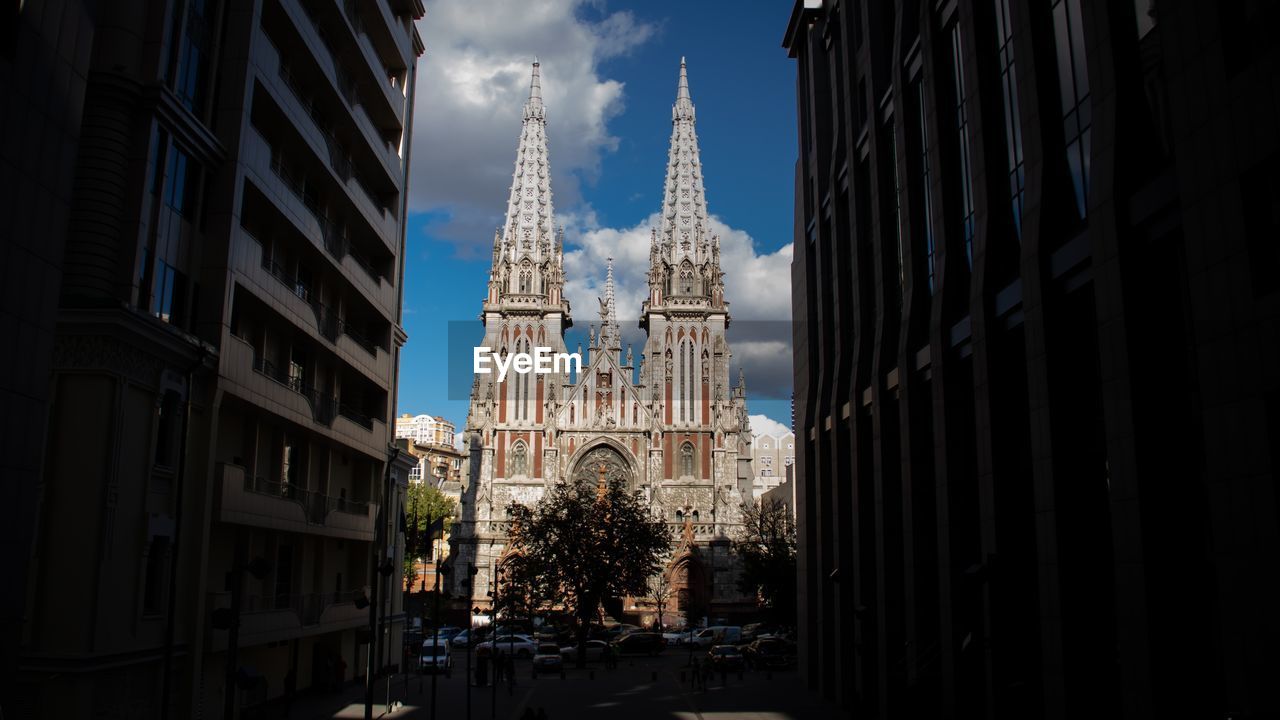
751;431;795;500
395;413;456;447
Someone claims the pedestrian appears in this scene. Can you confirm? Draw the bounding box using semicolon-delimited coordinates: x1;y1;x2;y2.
335;657;347;692
505;653;517;687
494;650;505;683
691;658;702;691
477;654;489;687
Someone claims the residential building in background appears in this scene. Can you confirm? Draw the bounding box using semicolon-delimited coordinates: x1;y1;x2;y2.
449;59;757;626
785;1;1279;718
400;435;463;592
395;412;456;447
3;0;424;716
750;430;795;500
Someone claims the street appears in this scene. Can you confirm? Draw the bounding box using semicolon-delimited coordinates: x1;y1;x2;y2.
293;648;841;720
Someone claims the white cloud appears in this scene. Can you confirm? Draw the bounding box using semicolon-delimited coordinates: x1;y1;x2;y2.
749;414;791;439
409;0;655;253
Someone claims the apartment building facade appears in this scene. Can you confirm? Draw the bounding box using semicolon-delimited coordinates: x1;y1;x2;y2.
5;0;424;717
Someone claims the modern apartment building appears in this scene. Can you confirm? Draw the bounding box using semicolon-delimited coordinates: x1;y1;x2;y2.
395;412;456;448
4;0;424;717
785;1;1279;718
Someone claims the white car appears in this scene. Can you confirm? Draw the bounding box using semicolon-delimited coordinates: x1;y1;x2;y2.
418;643;453;675
476;634;538;658
559;639;609;662
662;629;696;646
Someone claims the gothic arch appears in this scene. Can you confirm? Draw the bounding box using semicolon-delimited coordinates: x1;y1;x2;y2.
565;438;639;492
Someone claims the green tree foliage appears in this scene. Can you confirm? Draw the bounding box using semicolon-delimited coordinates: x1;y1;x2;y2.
506;480;671;665
404;483;457;591
732;498;797;624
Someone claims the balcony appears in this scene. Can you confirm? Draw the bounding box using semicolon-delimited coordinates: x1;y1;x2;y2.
220;335;388;459
217;462;377;541
205;588;367;651
240;128;394;311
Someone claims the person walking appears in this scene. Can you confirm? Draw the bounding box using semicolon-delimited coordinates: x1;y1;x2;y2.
505;653;517;687
691;657;703;691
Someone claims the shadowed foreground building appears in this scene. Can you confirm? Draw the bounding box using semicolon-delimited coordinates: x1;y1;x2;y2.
3;0;424;716
785;1;1279;718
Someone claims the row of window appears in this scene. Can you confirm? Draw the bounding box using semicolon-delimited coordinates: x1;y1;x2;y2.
815;0;1092;302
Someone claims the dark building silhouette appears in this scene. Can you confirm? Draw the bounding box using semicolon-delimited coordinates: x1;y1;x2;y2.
2;0;424;716
785;1;1279;718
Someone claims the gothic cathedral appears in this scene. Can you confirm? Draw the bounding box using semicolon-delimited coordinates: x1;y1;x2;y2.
450;59;754;624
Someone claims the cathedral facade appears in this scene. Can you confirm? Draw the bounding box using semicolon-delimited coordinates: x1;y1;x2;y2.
449;59;755;624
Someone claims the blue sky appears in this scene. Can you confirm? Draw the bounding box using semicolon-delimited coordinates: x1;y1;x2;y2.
398;0;797;438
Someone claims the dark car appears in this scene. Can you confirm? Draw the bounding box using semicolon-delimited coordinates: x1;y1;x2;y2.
705;644;746;672
743;638;795;670
612;632;666;656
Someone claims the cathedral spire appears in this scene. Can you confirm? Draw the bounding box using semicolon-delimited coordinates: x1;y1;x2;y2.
527;57;543;114
658;57;709;267
500;62;554;264
598;257;621;352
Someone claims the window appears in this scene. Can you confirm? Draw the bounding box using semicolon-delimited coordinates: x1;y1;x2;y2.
679;267;695;295
518;265;532;294
949;25;976;268
163;146;200;219
994;0;1026;241
174;0;215;112
887;119;906;303
151;260;188;326
914;79;937;295
1051;0;1091;220
680;443;695;477
510;442;527;477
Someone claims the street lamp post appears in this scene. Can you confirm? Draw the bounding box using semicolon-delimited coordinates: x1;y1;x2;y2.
431;543;449;720
489;561;497;720
466;564;478;720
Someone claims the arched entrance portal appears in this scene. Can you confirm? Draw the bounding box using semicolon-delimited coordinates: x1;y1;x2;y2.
569;444;634;493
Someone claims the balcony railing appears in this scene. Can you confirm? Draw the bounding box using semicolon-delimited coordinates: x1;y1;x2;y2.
244;474;372;522
208;589;365;629
338;401;373;430
266;146;384;286
260;254;339;341
251;355;338;426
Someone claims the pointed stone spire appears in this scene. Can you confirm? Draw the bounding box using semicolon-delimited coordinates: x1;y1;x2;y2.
527;57;543;114
675;56;693;117
657;57;712;274
598;257;621;352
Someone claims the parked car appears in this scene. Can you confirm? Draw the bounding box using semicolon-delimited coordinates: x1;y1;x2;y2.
662;628;696;646
418;643;453;675
612;632;666;656
450;628;489;648
741;623;779;642
531;643;564;675
743;638;795;670
428;627;462;645
705;644;745;672
691;626;742;648
560;639;609;663
476;634;538;658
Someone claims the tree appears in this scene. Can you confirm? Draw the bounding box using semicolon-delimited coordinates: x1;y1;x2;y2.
647;568;674;630
405;483;456;592
506;480;671;666
732;499;797;624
